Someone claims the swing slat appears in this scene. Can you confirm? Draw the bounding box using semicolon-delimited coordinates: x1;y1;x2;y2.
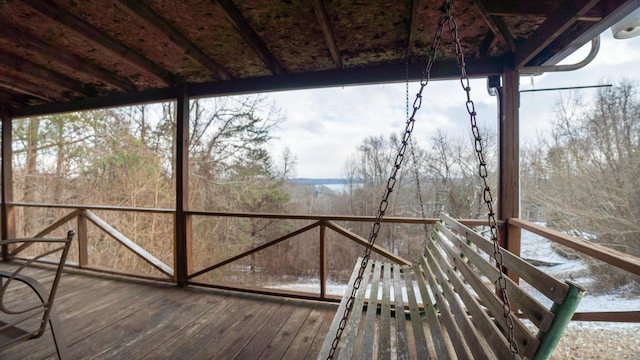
404;266;429;357
379;263;392;359
392;262;410;357
412;264;451;359
338;259;373;360
360;261;381;358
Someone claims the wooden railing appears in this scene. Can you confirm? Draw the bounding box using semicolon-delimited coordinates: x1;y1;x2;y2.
3;203;640;323
5;203;174;282
508;218;640;323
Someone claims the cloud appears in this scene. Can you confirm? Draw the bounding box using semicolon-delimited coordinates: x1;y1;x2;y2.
267;34;640;178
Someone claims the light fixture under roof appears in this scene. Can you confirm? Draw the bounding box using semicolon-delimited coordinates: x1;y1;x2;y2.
611;7;640;39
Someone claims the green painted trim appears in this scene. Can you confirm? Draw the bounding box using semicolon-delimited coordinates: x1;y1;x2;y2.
533;281;586;360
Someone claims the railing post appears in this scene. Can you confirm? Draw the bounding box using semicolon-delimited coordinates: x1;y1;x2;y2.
497;57;521;282
77;212;88;267
320;220;327;299
175;85;192;287
1;110;15;260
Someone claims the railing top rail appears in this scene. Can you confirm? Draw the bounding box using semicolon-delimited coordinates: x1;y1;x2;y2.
8;202;174;214
508;218;640;277
188;210;498;226
6;203;501;226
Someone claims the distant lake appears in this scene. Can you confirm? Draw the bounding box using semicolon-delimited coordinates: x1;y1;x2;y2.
289;178;363;194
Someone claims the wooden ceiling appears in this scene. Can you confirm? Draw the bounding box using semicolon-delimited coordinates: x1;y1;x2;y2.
1;0;639;117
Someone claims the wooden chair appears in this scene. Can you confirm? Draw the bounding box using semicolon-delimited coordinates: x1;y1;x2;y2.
0;230;75;360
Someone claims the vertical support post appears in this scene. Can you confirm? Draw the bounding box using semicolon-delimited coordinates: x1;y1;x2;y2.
175;85;192;287
320;220;327;299
77;212;88;267
1;110;15;260
497;57;521;280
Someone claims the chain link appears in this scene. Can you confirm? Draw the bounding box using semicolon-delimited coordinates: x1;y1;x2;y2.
445;3;519;356
327;1;518;357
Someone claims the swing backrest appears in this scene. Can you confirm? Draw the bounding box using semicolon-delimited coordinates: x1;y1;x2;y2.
426;213;585;359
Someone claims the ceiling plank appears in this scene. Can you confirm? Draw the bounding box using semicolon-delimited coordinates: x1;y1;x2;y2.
115;0;231;81
19;0;174;85
474;0;516;53
214;0;285;75
513;0;600;69
0;51;89;97
483;1;551;16
311;0;342;69
0;28;136;93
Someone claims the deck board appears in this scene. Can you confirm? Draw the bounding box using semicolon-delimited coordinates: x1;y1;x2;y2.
0;263;338;360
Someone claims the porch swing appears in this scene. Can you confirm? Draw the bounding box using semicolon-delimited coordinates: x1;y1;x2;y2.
318;2;585;359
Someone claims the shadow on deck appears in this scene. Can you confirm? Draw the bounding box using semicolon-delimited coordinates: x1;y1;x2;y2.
0;263;337;359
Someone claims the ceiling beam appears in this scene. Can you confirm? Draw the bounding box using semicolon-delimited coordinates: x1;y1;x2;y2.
0;28;136;93
0;51;89;97
19;0;174;86
1;73;66;99
474;0;516;53
542;0;640;65
115;0;231;81
0;79;51;102
214;0;284;75
311;0;342;69
14;57;504;118
405;0;421;59
513;0;600;69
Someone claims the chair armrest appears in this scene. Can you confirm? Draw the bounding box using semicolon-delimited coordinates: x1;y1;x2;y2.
0;231;75;246
0;231;75;259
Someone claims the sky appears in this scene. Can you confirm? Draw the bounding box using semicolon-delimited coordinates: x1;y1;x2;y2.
265;28;640;179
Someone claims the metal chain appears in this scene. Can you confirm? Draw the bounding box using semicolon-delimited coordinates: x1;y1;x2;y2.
445;3;519;356
325;6;447;359
407;53;430;238
327;1;518;357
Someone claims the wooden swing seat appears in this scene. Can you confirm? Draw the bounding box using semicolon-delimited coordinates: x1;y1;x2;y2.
319;214;585;360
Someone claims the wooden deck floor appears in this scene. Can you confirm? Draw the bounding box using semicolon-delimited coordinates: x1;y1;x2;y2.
0;263;338;360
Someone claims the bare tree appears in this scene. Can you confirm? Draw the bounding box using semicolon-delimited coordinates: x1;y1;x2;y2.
523;80;640;292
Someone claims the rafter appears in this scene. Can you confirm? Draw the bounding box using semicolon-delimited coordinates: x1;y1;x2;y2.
483;0;606;20
115;0;231;81
311;0;341;69
0;79;51;102
513;0;600;69
474;0;516;53
6;77;65;101
0;71;70;103
0;51;89;97
405;0;421;59
0;28;136;93
19;0;174;86
214;0;284;75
